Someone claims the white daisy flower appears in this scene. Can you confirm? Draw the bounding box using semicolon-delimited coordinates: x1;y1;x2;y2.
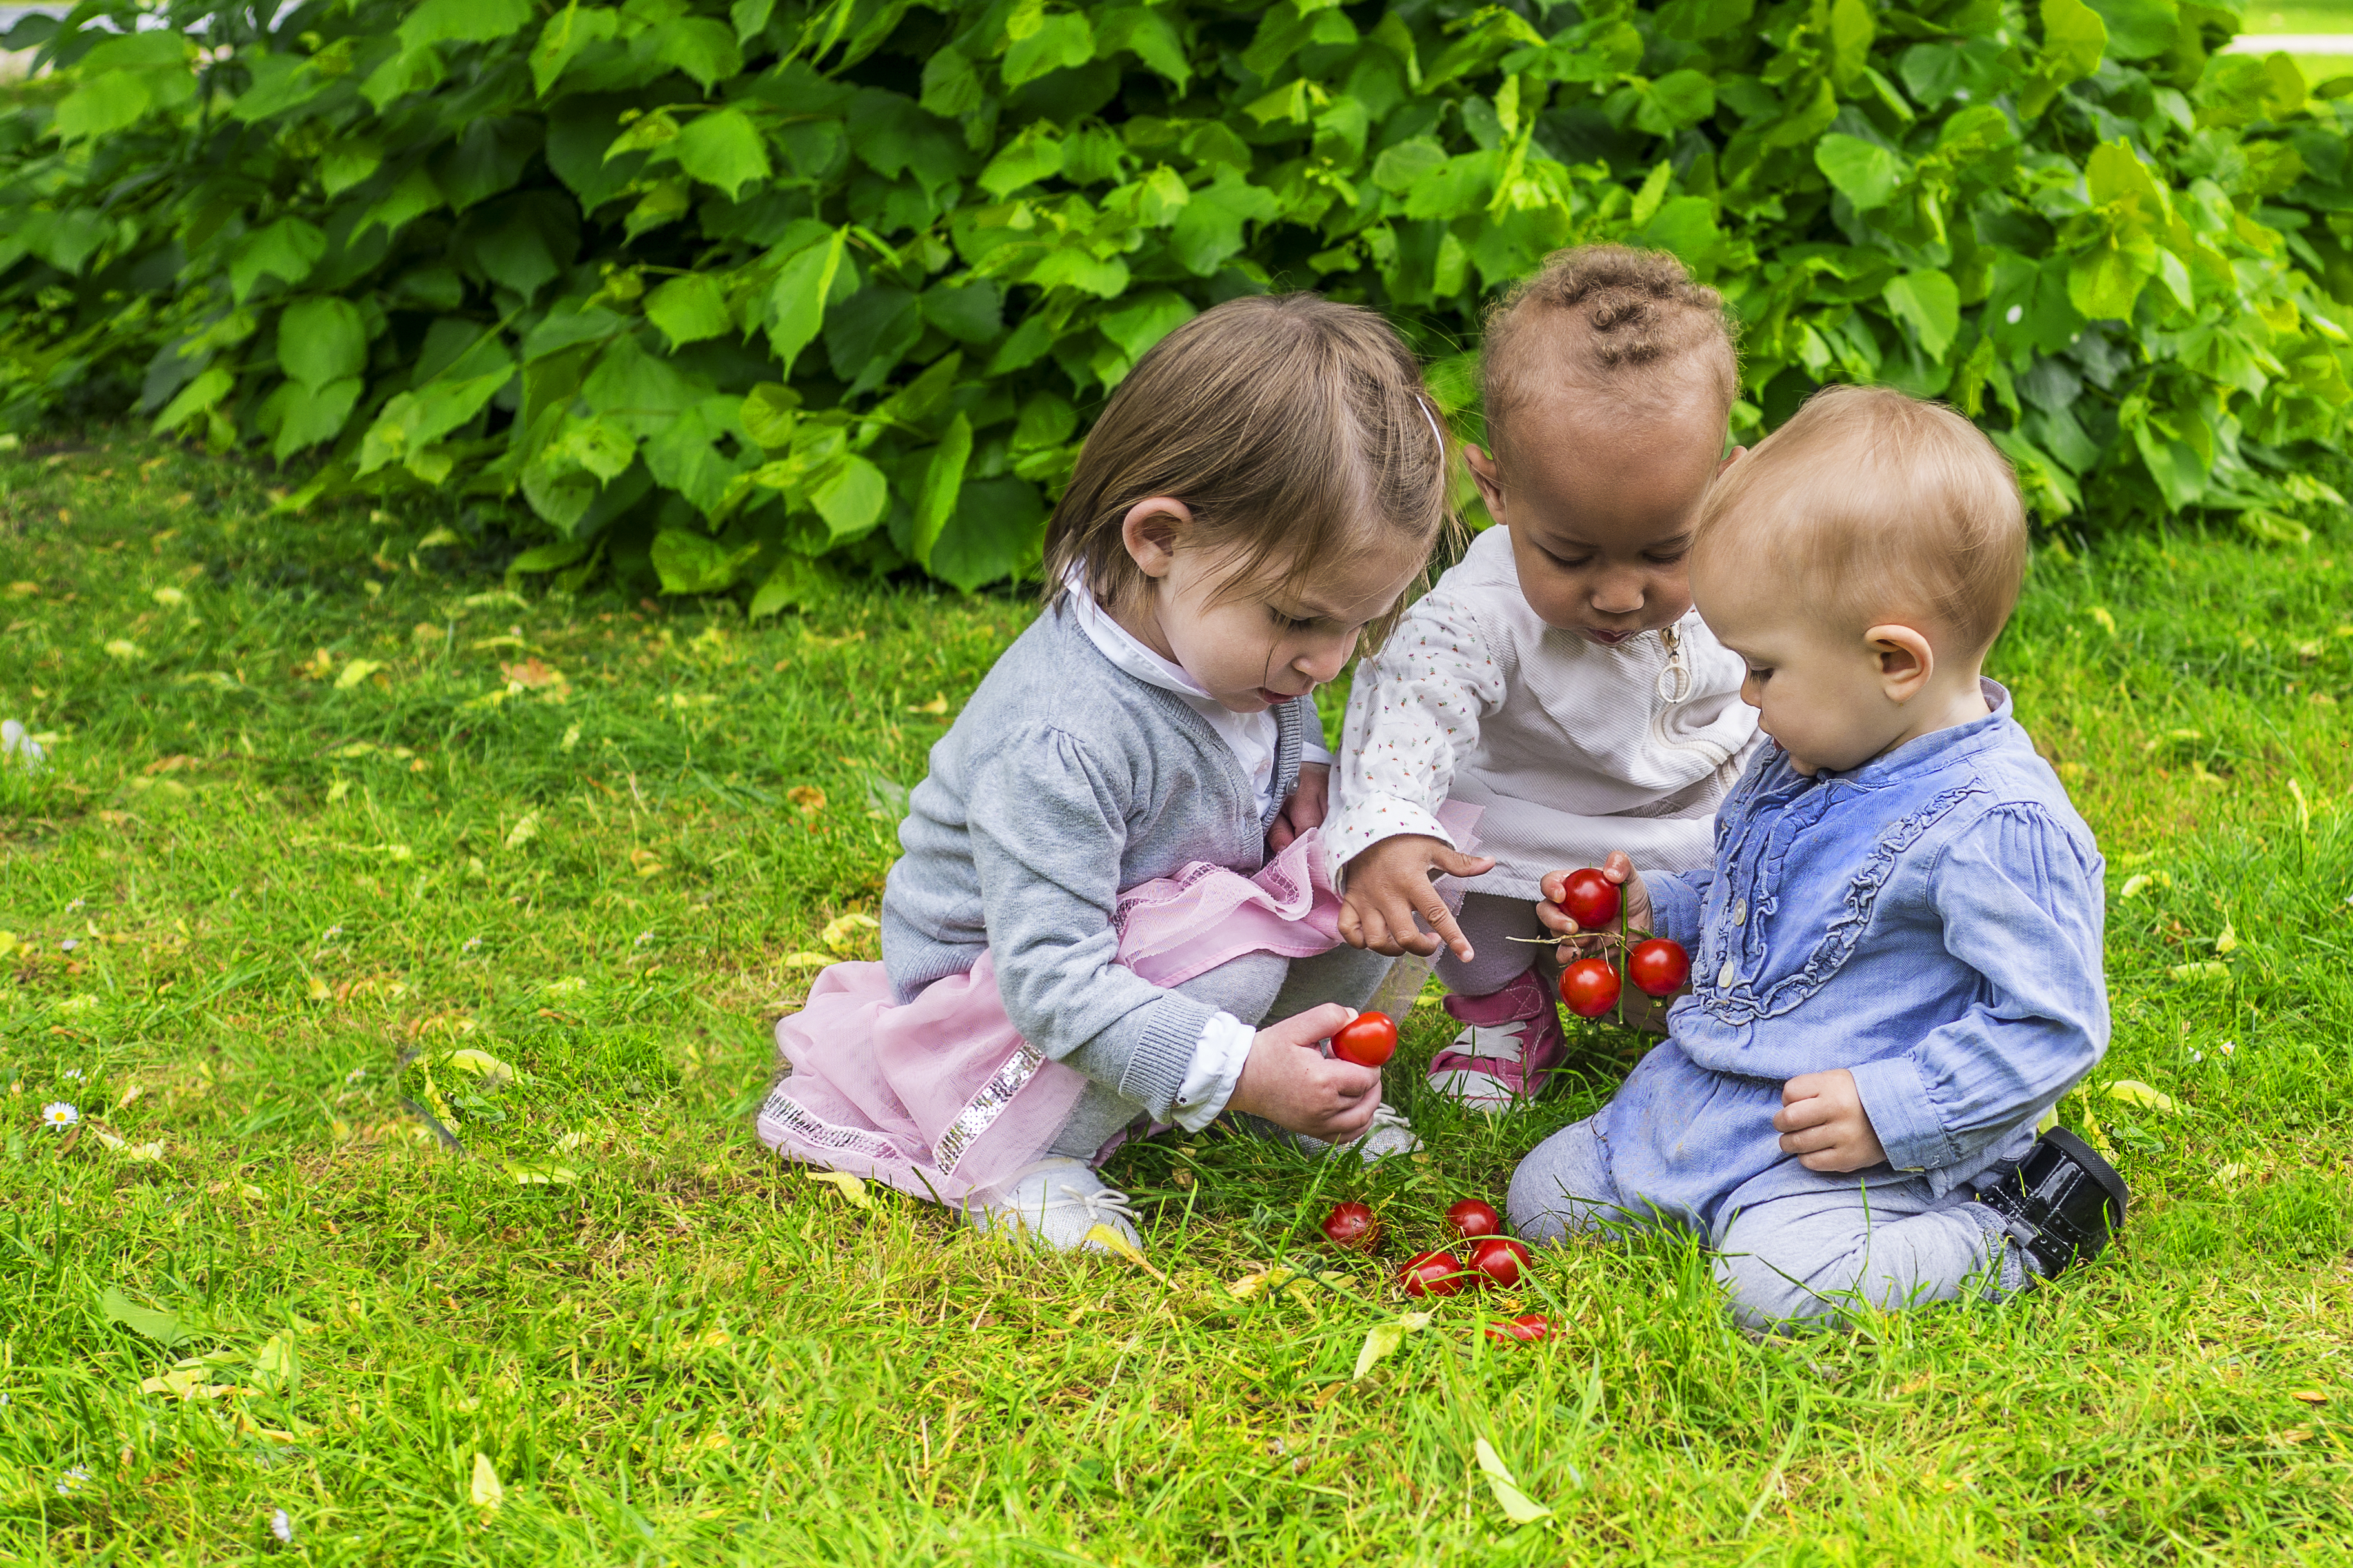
61;1067;83;1080
42;1102;79;1129
270;1509;293;1542
57;1465;89;1494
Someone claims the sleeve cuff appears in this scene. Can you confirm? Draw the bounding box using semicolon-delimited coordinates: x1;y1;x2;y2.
1301;737;1335;768
1112;994;1220;1121
1322;795;1457;891
1847;1057;1959;1173
1171;1011;1254;1131
1643;871;1705;948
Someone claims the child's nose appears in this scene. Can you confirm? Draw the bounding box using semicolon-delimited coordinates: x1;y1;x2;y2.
1590;570;1646;615
1294;636;1353;683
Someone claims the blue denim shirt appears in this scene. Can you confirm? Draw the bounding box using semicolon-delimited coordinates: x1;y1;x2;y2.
1598;681;2108;1224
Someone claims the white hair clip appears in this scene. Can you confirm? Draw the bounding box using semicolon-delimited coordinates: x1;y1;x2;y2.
1417;396;1447;454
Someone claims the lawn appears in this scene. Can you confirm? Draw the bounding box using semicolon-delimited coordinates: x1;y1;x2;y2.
2;434;2351;1565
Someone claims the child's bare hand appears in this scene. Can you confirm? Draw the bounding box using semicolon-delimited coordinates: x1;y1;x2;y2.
1268;762;1329;853
1227;1004;1386;1142
1773;1069;1887;1172
1338;835;1496;961
1537;851;1650;958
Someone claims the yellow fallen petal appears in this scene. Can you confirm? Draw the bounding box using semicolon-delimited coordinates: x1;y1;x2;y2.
820;912;882;953
1472;1437;1552;1523
334;659;384;690
471;1452;504;1509
445;1048;517;1086
2167;960;2230;983
806;1171;872;1209
2104;1079;2176;1115
781;951;836;969
1083;1223;1170;1282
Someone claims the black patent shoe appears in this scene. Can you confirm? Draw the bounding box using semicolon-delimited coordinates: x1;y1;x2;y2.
1974;1127;2129;1277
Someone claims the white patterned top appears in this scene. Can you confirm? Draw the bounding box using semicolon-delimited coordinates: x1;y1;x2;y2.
1326;526;1762;902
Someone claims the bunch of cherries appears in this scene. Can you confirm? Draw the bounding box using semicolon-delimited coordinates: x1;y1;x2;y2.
1554;867;1691;1020
1319;1196;1550;1345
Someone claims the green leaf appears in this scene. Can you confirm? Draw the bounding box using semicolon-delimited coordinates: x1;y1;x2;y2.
920;47;984;118
1099;8;1190;93
741;382;801;449
1003;13;1094;88
657;17;744;92
230;219;328;303
278;298;368;388
356;166;446;241
1170;168;1279;277
321;140;384;197
910;414;973;568
153;368;234;435
980;123;1064;199
2083;0;2178;59
645;396;753;516
678;107;770;199
930;474;1044;591
766;230;848;370
102;1286;187;1346
52;70;152;143
919;279;1004;344
2025;0;2107;117
1815;134;1905;211
812;454;888;539
1096;289;1196;373
646;273;735;348
268;377;363;459
651;528;759;594
1882;270;1961;359
508;539;596;574
1634;70;1715;136
401;0;532;52
530;3;618;96
750;555;835;618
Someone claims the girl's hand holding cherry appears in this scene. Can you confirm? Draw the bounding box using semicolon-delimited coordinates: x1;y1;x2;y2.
1227;1003;1387;1145
1538;851;1651;955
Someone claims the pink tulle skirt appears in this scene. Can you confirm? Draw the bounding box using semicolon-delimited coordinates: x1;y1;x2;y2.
757;826;1353;1205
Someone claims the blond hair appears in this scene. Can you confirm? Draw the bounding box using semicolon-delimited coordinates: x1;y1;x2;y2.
1480;244;1741;460
1694;384;2027;655
1042;293;1451;640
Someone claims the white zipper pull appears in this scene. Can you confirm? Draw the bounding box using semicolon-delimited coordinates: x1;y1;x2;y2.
1656;624;1690;704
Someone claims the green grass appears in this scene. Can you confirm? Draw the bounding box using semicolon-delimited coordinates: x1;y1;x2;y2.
2;434;2352;1564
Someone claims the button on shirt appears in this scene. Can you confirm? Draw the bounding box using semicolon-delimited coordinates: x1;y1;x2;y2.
1599;682;2109;1226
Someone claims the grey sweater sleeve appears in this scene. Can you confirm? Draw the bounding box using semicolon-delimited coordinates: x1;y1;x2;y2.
965;723;1218;1119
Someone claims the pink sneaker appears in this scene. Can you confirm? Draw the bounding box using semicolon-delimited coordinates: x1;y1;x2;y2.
1426;966;1564;1111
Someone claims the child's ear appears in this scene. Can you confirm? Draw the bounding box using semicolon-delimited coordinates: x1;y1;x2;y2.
1717;444;1748;475
1121;497;1194;579
1863;624;1935;703
1463;444;1507;518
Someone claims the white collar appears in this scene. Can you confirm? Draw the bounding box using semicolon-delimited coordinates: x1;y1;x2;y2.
1061;573;1217;703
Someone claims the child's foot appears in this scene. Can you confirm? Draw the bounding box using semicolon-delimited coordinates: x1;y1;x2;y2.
1426;966;1564;1111
1230;1102;1423;1162
963;1158;1143;1254
1972;1127;2128;1277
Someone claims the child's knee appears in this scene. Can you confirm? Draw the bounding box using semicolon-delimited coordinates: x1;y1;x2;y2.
1710;1245;1837;1332
1507;1121;1613;1244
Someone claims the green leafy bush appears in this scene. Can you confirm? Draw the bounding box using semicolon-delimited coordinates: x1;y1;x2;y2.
3;0;2350;604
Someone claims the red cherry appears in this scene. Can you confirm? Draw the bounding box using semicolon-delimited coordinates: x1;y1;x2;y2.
1559;957;1622;1019
1319;1201;1381;1251
1398;1250;1464;1298
1445;1198;1503;1240
1560;868;1620;931
1627;937;1691;998
1330;1011;1397;1068
1485;1313;1550;1345
1467;1236;1532;1289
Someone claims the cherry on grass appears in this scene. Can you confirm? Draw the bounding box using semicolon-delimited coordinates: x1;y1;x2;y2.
1485;1313;1550;1345
1559;957;1622;1019
1398;1251;1465;1298
1467;1236;1532;1289
1445;1198;1503;1240
1319;1201;1381;1251
1330;1011;1397;1068
1626;937;1691;998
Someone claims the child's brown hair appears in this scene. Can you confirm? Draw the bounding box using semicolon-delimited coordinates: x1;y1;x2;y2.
1043;293;1451;639
1480;244;1741;461
1694;384;2027;655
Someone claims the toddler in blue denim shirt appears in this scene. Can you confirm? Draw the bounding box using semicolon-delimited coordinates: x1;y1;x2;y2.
1507;384;2125;1329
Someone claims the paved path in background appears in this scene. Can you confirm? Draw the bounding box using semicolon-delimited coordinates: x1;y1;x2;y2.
2226;34;2353;52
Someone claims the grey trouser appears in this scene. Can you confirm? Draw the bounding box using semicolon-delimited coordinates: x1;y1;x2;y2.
1047;943;1394;1160
1434;891;1551;997
1506;1115;2027;1330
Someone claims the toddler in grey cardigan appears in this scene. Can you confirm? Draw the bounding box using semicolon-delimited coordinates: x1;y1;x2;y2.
760;294;1456;1253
